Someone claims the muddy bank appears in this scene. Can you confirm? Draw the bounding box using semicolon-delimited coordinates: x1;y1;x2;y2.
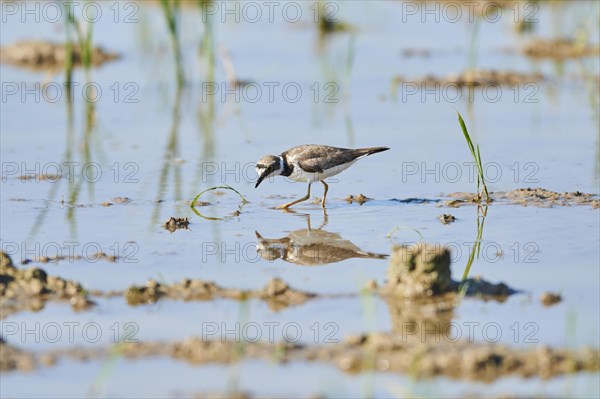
0;337;36;372
125;243;513;310
523;38;600;59
0;253;94;318
445;188;599;208
20;251;119;265
0;40;119;70
315;333;600;381
394;69;544;88
125;277;315;311
3;333;597;382
2;246;595;382
1;234;518;320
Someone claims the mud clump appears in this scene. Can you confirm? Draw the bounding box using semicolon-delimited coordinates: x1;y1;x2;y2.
0;252;94;316
1;252;13;267
259;278;315;311
125;279;222;305
379;242;516;344
439;214;456;224
345;194;370;205
540;292;562;307
523;38;600;59
0;340;36;372
125;277;314;310
446;188;598;208
99;197;132;206
382;244;516;301
163;217;191;232
384;243;453;298
444;198;482;208
0;40;119;70
111;197;132;204
18;174;62;182
461;277;514;301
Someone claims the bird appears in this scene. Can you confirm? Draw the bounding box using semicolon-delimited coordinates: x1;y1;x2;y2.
255;229;387;265
254;144;390;209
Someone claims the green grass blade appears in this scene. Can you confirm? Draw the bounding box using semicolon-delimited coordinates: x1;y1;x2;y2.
457;112;477;160
457;112;489;202
385;225;424;243
191;185;248;208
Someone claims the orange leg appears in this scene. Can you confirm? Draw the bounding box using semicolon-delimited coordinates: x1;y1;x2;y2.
320;181;329;208
276;183;312;210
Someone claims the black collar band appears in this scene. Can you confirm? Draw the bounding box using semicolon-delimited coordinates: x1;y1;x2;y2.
280;154;293;177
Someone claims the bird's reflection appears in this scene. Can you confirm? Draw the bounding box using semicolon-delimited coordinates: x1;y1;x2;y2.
255;210;387;266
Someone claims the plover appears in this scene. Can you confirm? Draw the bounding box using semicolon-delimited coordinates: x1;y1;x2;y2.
255;144;389;209
255;229;388;265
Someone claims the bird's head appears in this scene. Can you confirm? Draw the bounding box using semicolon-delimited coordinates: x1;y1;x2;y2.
255;231;287;261
255;155;283;188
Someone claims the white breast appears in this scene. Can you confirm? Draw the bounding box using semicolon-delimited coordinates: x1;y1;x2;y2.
287;160;357;183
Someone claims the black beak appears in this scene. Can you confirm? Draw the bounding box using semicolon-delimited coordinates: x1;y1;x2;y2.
255;171;267;188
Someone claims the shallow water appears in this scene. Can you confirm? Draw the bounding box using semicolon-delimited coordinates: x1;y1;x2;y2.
1;1;599;397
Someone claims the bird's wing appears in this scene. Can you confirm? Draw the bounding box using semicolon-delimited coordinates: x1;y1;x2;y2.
297;148;367;173
297;157;325;173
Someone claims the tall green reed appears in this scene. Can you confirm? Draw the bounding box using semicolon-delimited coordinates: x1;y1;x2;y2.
457;112;490;202
160;0;185;87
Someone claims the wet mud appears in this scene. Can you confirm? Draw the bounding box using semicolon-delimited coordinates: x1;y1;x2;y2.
345;194;371;205
1;243;597;383
540;292;562;307
318;333;600;381
393;198;441;205
163;217;191;232
439;214;456;224
523;38;600;59
20;251;119;265
0;253;94;318
18;174;62;182
0;40;119;70
445;188;599;208
2;333;598;382
125;277;315;311
394;69;544;88
382;243;515;300
0;336;36;372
